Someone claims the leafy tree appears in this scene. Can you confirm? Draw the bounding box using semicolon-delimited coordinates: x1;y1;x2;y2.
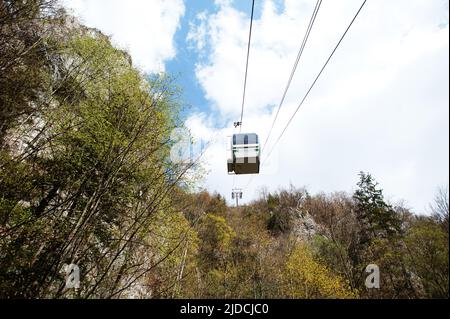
405;218;449;298
0;11;193;297
195;213;236;298
197;214;235;268
0;0;63;143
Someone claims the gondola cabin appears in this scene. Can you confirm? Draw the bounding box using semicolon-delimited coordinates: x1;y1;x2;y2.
227;133;260;175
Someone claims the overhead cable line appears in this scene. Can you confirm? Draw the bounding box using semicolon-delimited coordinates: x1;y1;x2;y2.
238;0;256;133
234;0;255;194
263;0;367;165
260;0;322;154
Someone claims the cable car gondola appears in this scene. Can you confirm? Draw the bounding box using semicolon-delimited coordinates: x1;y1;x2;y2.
227;133;260;175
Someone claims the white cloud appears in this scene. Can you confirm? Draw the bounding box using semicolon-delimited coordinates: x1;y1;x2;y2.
187;0;449;214
61;0;185;73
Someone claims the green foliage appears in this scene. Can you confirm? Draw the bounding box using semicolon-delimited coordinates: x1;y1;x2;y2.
353;172;402;240
405;218;449;298
0;3;194;298
197;214;235;267
347;172;406;293
311;235;351;280
267;209;293;235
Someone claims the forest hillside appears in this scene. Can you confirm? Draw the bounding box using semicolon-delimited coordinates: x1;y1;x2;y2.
0;1;448;299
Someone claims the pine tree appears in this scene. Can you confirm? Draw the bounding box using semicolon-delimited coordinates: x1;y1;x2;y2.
353;172;402;243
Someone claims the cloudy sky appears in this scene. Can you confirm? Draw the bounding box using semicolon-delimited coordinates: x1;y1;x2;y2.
61;0;449;214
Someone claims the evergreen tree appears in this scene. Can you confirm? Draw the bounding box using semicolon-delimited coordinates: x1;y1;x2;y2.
353;172;402;242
